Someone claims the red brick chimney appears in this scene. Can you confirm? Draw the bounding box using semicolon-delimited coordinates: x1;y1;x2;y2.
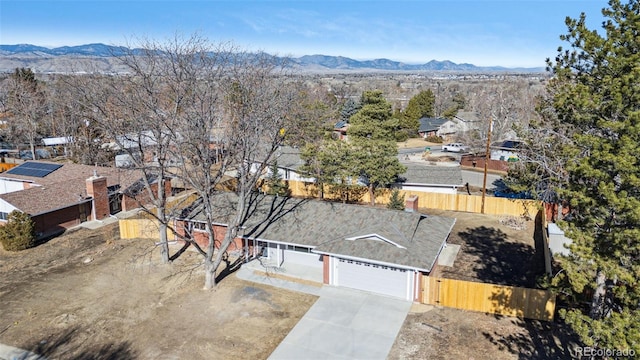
405;195;419;213
86;172;109;220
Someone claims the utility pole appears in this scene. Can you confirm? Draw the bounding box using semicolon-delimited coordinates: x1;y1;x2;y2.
481;116;493;214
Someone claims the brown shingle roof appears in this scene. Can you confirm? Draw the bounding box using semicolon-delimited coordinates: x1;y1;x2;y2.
0;161;144;215
0;181;91;215
0;161;139;188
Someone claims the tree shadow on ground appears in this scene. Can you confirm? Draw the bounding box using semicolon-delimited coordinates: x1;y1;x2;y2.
482;316;581;359
215;256;244;283
22;326;137;359
453;224;544;288
169;241;191;261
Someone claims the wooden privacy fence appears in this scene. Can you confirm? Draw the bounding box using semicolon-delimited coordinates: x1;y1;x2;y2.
282;180;539;218
119;217;178;240
422;277;556;321
0;163;17;172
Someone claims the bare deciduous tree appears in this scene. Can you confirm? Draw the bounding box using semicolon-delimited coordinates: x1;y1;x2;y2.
47;76;109;164
4;68;48;159
459;79;544;151
70;34;301;289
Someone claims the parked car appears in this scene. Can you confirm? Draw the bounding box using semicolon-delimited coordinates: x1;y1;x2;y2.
19;149;51;160
442;143;469;153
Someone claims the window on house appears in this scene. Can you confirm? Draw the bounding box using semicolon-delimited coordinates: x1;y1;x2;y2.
287;245;310;253
0;212;8;221
192;222;206;231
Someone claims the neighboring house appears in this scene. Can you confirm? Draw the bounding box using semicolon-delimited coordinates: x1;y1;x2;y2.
264;148;464;195
418;117;448;139
393;166;464;194
107;130;187;167
433;112;483;142
42;136;73;147
176;193;455;301
0;161;170;238
265;146;315;182
42;136;73;157
333;121;349;140
490;140;523;161
452;111;482;133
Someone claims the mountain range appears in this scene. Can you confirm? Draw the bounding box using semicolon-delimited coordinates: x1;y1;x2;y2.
0;43;546;74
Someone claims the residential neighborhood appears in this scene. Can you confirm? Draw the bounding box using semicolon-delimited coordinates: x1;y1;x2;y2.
1;1;639;357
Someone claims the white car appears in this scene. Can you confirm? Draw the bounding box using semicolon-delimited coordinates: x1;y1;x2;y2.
442;143;469;152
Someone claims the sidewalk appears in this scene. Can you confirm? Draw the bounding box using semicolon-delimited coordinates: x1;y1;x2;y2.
0;343;45;360
235;263;322;296
73;209;141;231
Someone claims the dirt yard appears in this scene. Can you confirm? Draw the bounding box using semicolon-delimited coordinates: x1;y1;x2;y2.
0;223;317;359
389;304;579;360
424;209;545;288
389;210;579;359
398;138;440;148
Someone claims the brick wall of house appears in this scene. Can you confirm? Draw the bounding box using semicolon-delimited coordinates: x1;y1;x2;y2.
121;179;172;212
544;202;570;222
405;195;419;212
32;202;92;238
323;255;330;284
174;220;244;254
86;176;109;220
415;272;423;302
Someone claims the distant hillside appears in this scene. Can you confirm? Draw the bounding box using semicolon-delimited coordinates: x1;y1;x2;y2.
0;43;131;57
0;43;546;74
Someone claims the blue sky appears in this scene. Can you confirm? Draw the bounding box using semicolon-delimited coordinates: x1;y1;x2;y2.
0;0;609;67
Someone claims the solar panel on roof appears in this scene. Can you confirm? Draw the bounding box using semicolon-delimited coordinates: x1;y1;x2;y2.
5;161;62;178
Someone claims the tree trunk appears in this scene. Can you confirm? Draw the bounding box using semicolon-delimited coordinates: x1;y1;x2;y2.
557;202;564;221
159;220;169;264
203;258;216;289
369;184;375;206
30;140;36;161
203;224;217;290
157;178;170;264
589;270;607;319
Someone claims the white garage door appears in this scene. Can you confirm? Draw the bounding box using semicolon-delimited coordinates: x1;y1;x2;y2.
334;258;411;300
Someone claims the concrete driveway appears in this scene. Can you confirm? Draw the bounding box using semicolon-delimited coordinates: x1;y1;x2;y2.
268;286;411;360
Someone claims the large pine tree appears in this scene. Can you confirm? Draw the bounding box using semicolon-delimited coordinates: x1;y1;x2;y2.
402;89;435;133
540;0;640;351
349;90;406;205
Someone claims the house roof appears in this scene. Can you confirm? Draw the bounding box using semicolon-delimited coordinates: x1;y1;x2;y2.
181;193;455;272
0;161;139;188
313;214;456;271
397;166;464;187
274;146;305;171
491;140;524;150
418;117;448;133
0;181;92;216
454;111;482;123
0;161;144;215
